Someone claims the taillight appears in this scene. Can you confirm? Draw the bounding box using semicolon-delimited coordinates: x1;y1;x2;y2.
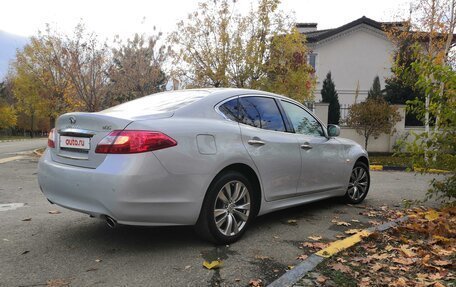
95;130;177;154
48;128;56;148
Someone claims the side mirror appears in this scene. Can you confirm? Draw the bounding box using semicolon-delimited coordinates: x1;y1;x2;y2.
327;124;340;137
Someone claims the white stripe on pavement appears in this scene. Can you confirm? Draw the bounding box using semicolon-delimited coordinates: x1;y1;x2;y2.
0;156;25;164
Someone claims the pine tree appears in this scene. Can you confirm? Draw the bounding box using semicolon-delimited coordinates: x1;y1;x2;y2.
367;76;383;99
321;71;340;125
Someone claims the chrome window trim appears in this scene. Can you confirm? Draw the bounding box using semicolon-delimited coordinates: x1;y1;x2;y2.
215;94;328;137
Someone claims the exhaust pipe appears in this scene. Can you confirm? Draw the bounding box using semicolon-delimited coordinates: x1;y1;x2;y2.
105;216;117;229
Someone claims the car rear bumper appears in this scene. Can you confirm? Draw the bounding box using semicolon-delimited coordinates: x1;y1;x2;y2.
37;149;206;226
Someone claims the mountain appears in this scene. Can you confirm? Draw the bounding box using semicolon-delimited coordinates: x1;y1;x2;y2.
0;31;28;80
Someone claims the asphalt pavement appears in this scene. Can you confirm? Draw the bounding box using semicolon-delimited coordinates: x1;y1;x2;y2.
0;138;47;159
0;142;442;287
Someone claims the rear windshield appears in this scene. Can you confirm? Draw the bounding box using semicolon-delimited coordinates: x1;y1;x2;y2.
100;90;210;115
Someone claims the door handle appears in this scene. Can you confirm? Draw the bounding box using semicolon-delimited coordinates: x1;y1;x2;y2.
300;143;313;149
248;139;265;146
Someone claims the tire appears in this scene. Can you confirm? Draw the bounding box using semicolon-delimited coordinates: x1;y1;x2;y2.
195;171;256;244
343;161;370;204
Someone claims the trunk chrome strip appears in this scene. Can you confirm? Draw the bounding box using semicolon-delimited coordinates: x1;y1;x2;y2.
57;153;89;160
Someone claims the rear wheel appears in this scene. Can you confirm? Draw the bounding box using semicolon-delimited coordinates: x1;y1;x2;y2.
344;162;370;204
196;171;256;244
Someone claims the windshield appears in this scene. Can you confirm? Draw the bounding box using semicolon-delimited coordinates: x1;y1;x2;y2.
100;90;210;116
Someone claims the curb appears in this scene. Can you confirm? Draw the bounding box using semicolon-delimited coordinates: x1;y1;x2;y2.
267;216;410;287
369;164;449;174
33;148;44;157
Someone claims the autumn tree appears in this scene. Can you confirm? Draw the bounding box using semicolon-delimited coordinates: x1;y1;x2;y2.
367;76;383;99
387;0;456;162
11;65;48;137
0;81;17;131
169;0;314;102
321;72;340;125
11;29;76;128
58;23;111;112
345;98;401;150
109;32;168;105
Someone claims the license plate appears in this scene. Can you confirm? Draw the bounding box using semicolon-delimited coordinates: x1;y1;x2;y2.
60;136;90;150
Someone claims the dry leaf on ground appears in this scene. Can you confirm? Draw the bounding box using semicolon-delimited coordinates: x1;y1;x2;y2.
203;260;222;270
308;235;322;241
48;210;61;214
249;279;263;287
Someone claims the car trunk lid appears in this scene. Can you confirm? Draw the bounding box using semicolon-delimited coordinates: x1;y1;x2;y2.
51;113;134;168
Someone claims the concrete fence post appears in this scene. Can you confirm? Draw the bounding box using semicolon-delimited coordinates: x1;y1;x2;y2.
314;102;329;126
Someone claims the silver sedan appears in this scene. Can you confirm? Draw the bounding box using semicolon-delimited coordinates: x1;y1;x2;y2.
38;88;370;244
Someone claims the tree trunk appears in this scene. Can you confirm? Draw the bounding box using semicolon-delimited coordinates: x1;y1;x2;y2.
49;116;55;129
30;112;35;138
365;136;369;151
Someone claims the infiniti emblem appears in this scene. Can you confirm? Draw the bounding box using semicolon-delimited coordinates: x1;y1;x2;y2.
69;116;76;125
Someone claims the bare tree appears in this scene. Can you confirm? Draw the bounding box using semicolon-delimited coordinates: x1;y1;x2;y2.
108;32;169;105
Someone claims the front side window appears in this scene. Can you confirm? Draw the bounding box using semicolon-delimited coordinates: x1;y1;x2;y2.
238;97;286;132
281;100;324;137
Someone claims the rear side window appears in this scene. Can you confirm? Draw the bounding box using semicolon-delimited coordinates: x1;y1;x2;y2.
238;97;286;132
218;98;239;121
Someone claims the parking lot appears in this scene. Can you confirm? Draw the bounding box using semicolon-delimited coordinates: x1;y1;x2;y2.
0;143;440;287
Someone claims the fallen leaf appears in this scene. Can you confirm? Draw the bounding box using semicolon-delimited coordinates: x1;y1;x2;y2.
235;278;241;282
399;245;417;258
85;268;98;272
21;250;30;255
316;275;327;283
433;260;451;266
273;269;279;273
351;219;360;223
296;254;308;260
287;219;297;225
22;218;32;221
392;257;415;265
371;263;384;272
385;245;394;251
203;260;222;270
184;265;191;270
369;253;389;260
345;229;362;235
46;278;70;287
254;255;269;260
424;209;439;221
336;221;351;226
331;263;351;273
434;282;446;287
48;210;61;215
287;265;294;270
335;234;346;239
336;257;347;263
432;235;451;243
393;277;408;287
95;259;102;263
307;235;322;241
249;279;263;287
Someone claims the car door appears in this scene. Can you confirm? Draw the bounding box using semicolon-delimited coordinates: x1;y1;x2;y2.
279;100;347;195
235;96;302;201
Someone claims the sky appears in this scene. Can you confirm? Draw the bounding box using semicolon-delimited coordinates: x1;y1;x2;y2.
1;0;412;40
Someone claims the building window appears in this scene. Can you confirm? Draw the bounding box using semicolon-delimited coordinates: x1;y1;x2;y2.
308;53;317;71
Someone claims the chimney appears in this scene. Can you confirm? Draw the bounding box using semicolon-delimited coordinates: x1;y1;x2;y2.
296;23;318;33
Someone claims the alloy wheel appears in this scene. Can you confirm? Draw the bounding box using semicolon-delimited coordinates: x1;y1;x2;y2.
213;180;251;236
347;166;369;201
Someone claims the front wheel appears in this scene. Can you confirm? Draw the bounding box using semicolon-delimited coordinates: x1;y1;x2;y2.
343;162;370;204
195;171;256;244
